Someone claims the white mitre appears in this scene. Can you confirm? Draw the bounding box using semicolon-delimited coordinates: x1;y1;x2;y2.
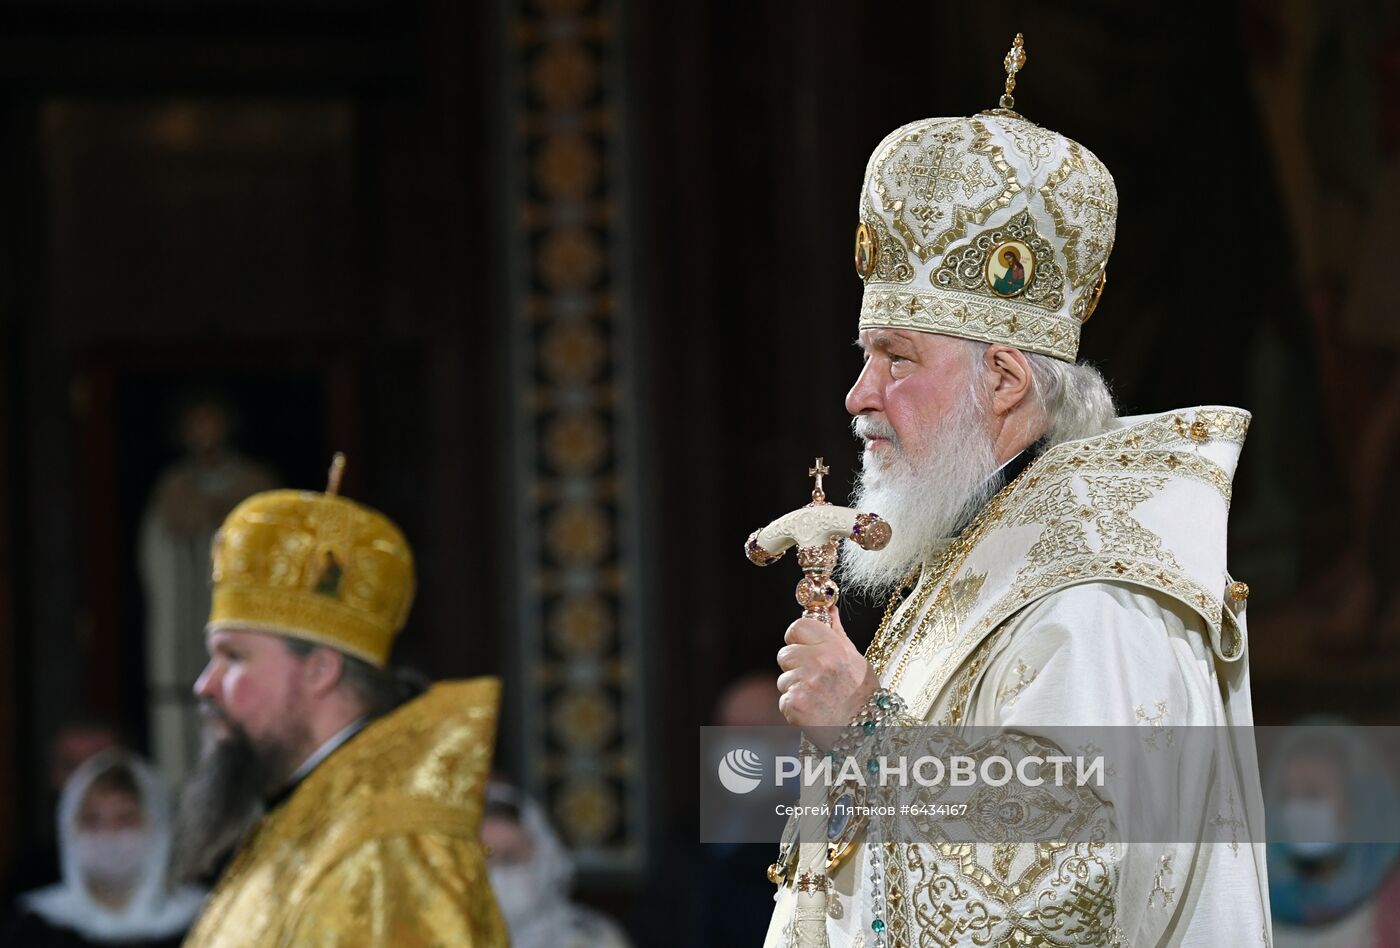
853;40;1117;362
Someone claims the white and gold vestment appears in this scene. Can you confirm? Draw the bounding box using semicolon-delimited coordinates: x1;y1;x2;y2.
765;407;1271;946
763;35;1269;946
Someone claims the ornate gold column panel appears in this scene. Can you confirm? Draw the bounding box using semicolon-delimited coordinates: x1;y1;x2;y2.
503;0;646;874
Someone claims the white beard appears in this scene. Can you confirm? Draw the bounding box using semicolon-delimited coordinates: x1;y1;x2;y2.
838;395;1001;603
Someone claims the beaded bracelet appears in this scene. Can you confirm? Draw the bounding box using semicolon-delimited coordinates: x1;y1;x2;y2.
830;688;907;768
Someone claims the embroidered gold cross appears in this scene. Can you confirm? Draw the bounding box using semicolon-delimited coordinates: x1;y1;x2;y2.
902;142;993;233
1135;700;1174;750
1210;788;1244;854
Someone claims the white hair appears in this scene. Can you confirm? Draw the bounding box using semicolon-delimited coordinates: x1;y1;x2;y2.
1022;349;1118;446
952;340;1117;446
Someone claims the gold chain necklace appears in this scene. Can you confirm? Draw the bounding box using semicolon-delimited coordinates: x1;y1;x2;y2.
863;567;927;676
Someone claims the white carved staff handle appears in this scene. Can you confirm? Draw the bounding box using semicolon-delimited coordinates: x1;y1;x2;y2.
744;459;892;624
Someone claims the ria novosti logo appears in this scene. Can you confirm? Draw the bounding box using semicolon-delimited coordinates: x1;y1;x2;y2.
717;747;765;794
714;746;1107;794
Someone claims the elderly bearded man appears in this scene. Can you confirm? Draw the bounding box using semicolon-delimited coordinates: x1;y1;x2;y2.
174;466;507;947
764;41;1271;948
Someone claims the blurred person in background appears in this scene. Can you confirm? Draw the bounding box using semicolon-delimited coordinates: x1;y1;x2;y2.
3;750;205;947
696;672;793;946
482;781;631;948
174;466;506;947
139;394;275;786
1268;722;1400;947
4;716;123;903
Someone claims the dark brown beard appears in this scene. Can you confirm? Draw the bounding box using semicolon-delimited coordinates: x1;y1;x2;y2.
170;705;301;884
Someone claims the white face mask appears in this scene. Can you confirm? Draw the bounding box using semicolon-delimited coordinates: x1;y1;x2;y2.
487;863;546;928
72;829;151;889
1281;799;1345;860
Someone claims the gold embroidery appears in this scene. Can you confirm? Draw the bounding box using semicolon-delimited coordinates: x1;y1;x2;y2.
938;624;999;726
877;482;1023;693
1077;742;1118;781
902;846;1003;945
866;467;1031;690
1147;852;1177;909
991;842;1018;879
1212;787;1244;855
908;412;1243;718
996;659;1039;709
893;836;1122;944
872;118;1020;262
913;552;1228;722
932;210;1065;313
1166;408;1250;445
861;191;914;285
1134;700;1174;750
1020;848;1119;942
903;572;987;670
867;733;1131;943
1012;472;1181;580
1039;141;1118;300
859;286;1079;362
895;733;1111;904
1006;119;1060;173
870;407;1248;721
882;839;911;947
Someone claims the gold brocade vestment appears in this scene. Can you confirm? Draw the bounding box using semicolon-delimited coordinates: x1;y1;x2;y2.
183;679;508;948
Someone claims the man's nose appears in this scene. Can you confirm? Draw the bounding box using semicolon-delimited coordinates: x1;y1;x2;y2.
845;360;883;416
193;661;219;700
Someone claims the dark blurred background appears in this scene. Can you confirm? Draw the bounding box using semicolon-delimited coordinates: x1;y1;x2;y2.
0;0;1395;944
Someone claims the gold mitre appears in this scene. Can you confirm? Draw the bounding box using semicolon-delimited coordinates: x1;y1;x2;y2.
855;34;1117;362
207;455;415;668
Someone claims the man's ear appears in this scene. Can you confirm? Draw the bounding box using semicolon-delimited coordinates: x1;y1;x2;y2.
302;647;345;699
985;345;1034;416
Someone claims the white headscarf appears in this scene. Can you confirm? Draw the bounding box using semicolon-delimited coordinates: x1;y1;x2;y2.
20;749;206;942
485;782;630;948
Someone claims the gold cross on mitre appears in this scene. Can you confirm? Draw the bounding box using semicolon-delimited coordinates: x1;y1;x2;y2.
808;456;830;505
1000;33;1027;111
